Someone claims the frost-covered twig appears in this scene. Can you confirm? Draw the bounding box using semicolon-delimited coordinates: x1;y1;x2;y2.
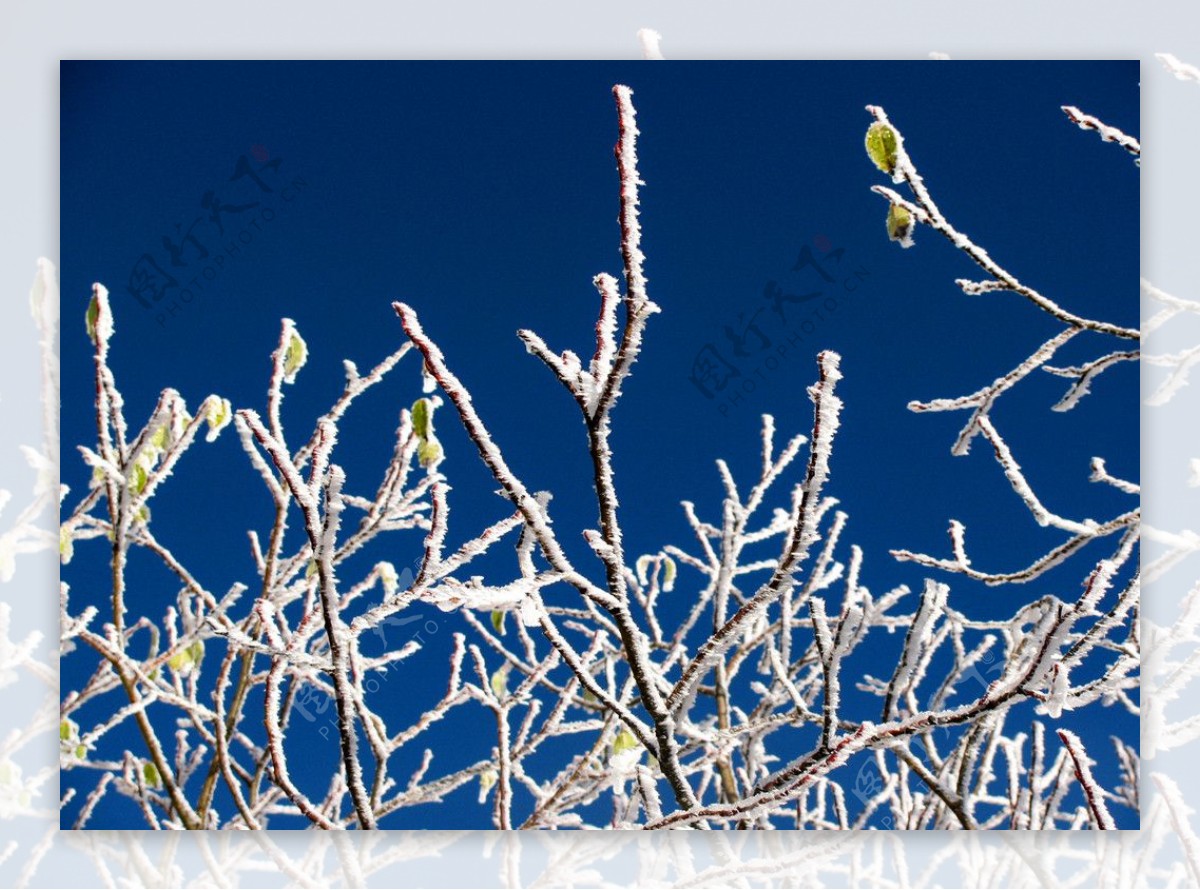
1157;52;1200;84
1061;105;1140;163
637;28;664;60
668;351;843;717
866;104;1138;340
867;104;1139;599
1058;728;1116;830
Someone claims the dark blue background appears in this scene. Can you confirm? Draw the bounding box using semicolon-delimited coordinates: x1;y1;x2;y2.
61;61;1139;828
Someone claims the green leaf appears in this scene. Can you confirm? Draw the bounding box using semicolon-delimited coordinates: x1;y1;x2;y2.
411;397;441;468
130;461;149;496
133;504;152;525
490;664;510;698
865;122;899;176
411;398;432;441
662;556;677;592
306;558;318;578
417;438;442;469
612;728;639;757
377;561;399;597
478;769;497;803
204;397;232;441
84;286;114;346
59;526;74;565
635;554;653;586
491;610;507;636
85;293;101;343
61;719;87;761
143;762;160;788
168;639;204;675
149;425;170;452
886;204;914;247
282;329;308;384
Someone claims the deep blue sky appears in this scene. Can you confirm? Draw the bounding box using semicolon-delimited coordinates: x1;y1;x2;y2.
61;61;1139;829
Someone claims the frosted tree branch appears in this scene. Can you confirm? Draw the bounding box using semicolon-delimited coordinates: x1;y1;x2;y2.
60;79;1138;833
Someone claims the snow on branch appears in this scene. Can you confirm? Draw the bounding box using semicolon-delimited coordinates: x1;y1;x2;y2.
867;102;1140;602
59;77;1138;833
637;28;664;60
865;104;1138;341
666;351;844;718
1157;52;1200;84
1061;105;1141;164
1058;728;1117;830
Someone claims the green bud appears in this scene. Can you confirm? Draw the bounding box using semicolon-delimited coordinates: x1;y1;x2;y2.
130;461;149;496
60;526;75;565
282;329;308;384
168;639;205;675
204;397;233;442
865;122;899;176
612;728;640;757
478;769;497;803
143;762;161;788
61;719;87;761
490;663;510;698
662;556;677;592
86;297;99;342
411;398;432;441
85;285;113;347
377;561;399;597
886;204;914;248
149;425;170;452
417;439;442;469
